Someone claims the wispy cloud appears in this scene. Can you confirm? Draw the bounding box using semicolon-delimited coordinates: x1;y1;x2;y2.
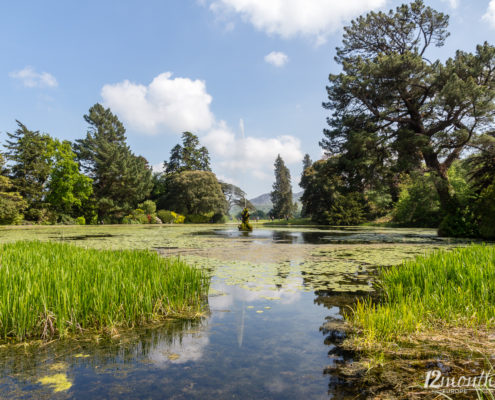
9;66;58;88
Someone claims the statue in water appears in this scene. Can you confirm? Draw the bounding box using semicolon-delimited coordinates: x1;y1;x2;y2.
238;207;253;231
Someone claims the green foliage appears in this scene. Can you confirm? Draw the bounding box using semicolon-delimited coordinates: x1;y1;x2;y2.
238;208;253;231
157;210;174;223
301;158;368;225
138;200;156;215
392;173;442;227
477;184;495;240
185;213;212;224
76;216;86;225
162;170;228;216
438;207;479;238
0;241;209;341
220;181;253;213
164;132;211;174
122;208;150;224
350;245;495;343
46;140;93;220
270;155;294;218
211;212;227;224
74;103;153;221
317;192;367;226
0;153;27;225
4;121;54;221
322;0;495;216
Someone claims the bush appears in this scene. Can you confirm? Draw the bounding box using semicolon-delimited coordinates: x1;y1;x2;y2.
438;207;479;238
477;183;495;240
58;214;76;225
185;213;212;223
211;212;227;223
138;200;156;215
76;216;86;225
174;214;185;224
157;210;175;223
157;210;185;224
392;173;442;227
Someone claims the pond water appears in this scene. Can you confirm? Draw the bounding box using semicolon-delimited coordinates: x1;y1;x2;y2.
0;225;469;399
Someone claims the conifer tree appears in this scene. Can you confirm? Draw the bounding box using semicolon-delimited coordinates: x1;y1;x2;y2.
270;155;294;219
74;103;152;221
164;132;211;174
3;121;53;221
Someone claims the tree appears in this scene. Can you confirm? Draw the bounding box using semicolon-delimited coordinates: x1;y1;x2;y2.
46;140;93;219
164;132;211;174
322;0;495;215
270;155;294;218
0;153;27;224
300;158;367;225
3;121;54;221
74;104;153;221
220;181;254;213
161;170;227;216
299;154;313;217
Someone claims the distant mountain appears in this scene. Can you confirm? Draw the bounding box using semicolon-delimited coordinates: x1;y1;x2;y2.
248;191;303;212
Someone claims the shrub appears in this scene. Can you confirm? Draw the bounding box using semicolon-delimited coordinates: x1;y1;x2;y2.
185;213;212;223
157;210;175;224
211;212;227;224
138;200;156;215
477;183;495;240
157;210;185;224
173;214;185;224
438;207;479;238
392;173;442;227
75;217;86;225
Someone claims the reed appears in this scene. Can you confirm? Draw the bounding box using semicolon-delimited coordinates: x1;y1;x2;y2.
350;244;495;343
0;241;209;341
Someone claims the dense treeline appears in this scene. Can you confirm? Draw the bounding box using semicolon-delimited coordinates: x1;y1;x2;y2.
300;0;495;239
0;104;241;225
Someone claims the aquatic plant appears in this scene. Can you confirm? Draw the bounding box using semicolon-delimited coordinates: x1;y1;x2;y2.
350;244;495;343
0;241;209;341
238;208;252;231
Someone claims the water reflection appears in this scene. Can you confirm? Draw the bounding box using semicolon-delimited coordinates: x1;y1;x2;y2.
0;279;346;399
194;228;459;245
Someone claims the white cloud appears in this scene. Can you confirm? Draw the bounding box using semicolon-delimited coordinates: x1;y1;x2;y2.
264;51;288;67
101;72;215;134
441;0;459;8
209;0;386;43
101;74;303;183
203;120;303;180
9;66;58;88
483;0;495;28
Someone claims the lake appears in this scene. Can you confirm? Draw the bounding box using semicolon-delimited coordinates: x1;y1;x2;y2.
0;224;465;399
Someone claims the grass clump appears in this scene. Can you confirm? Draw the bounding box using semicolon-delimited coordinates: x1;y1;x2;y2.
0;241;209;341
350;244;495;344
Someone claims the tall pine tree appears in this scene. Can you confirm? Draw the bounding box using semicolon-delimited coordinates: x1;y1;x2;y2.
270;155;294;219
74;103;152;221
164;132;211;174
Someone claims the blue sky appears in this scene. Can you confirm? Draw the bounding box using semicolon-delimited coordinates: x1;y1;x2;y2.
1;0;494;197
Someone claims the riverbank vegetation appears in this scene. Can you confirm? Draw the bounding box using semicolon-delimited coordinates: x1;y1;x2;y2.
340;245;495;397
0;241;209;342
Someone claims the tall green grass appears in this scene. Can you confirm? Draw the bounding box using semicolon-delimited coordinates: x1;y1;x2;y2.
350;244;495;343
0;241;209;341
